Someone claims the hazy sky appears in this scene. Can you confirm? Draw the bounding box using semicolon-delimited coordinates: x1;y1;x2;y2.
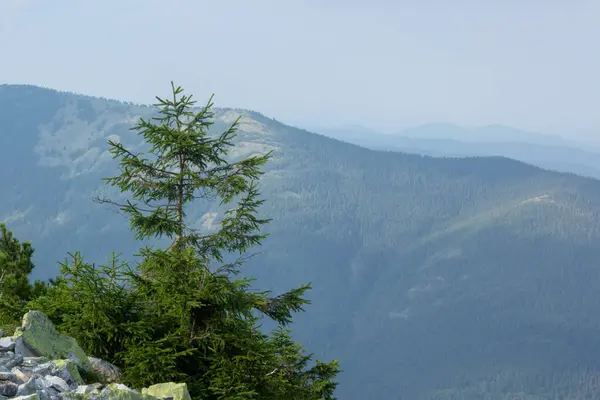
1;0;599;138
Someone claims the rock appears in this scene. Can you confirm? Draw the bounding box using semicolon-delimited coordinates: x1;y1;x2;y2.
0;371;18;382
142;382;191;400
52;394;81;399
0;352;23;370
33;360;84;388
0;337;15;352
14;358;51;383
43;375;69;392
22;357;50;368
0;311;192;400
94;383;158;399
88;356;122;383
12;395;39;400
0;380;18;397
32;377;59;398
14;338;36;359
13;311;92;374
16;375;40;397
74;382;103;394
12;367;30;383
36;388;53;400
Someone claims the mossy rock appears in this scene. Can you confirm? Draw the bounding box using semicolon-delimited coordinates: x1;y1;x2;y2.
142;382;192;400
13;311;92;374
62;383;160;399
12;394;41;400
33;359;85;387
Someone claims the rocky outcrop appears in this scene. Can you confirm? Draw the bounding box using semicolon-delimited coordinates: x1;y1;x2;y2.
0;311;191;400
14;311;92;375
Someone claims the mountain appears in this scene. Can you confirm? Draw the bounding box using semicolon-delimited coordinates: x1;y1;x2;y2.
311;122;579;147
304;124;386;143
5;84;600;399
398;123;575;147
312;125;600;181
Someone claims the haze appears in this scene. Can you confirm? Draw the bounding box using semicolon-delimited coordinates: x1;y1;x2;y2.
1;0;599;139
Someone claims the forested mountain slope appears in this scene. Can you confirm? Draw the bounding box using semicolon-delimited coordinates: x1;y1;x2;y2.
316;125;600;180
4;84;600;399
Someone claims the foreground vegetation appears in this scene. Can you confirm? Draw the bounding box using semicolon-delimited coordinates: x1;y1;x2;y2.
0;83;340;399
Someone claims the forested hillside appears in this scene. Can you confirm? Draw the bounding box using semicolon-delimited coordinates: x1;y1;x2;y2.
4;84;600;399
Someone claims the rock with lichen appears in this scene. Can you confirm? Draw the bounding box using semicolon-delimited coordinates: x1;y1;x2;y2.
13;311;91;375
0;311;191;400
142;382;192;400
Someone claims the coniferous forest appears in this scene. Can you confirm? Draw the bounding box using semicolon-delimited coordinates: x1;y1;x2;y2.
4;83;600;399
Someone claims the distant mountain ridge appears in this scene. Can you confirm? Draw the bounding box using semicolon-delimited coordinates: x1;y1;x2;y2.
5;84;600;399
314;122;586;147
312;123;600;180
399;122;572;145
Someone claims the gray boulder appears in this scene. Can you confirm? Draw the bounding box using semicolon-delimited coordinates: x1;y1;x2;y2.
13;312;91;375
0;311;192;400
0;338;15;353
88;357;122;384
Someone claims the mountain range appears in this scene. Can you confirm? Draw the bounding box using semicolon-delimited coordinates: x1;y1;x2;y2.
4;84;600;399
313;124;600;180
314;123;594;147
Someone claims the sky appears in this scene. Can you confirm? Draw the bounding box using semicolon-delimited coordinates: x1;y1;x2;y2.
1;0;599;139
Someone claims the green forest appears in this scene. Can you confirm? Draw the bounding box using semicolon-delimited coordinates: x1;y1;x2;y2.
4;84;600;398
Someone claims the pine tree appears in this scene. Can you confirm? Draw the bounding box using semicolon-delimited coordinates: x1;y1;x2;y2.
0;224;46;329
31;82;340;399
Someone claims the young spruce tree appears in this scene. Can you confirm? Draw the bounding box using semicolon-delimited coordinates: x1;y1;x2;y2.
31;83;339;399
0;224;46;330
